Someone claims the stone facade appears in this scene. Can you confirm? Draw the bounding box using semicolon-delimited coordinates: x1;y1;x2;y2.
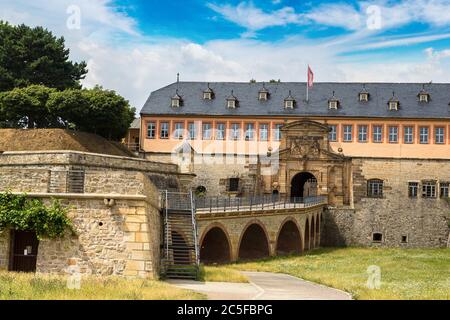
0;150;189;278
197;206;323;261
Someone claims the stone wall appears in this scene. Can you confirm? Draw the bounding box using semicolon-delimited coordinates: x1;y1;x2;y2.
197;206;323;260
322;158;450;248
0;151;166;278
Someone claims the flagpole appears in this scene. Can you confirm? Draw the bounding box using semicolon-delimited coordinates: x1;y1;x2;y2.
306;65;309;103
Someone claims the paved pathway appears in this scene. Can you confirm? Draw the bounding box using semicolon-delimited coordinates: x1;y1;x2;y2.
167;271;352;300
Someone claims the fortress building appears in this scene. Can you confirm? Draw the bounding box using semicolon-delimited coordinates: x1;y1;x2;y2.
140;81;450;249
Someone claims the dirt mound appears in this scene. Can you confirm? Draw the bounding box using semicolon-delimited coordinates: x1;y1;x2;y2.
0;129;135;157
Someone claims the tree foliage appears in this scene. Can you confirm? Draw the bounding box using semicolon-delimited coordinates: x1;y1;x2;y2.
0;192;73;239
0;21;87;91
0;85;135;140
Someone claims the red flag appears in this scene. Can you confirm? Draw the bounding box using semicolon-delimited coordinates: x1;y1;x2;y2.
308;65;314;88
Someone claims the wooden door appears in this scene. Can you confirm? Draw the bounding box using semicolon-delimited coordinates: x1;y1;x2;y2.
10;230;39;272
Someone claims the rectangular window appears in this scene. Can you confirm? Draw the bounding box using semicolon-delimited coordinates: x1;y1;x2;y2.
160;122;169;139
216;123;225;140
230;123;241;140
422;181;436;198
435;127;445;144
419;127;429;144
147;122;156;139
274;124;283;141
358;125;368;143
202;123;212;140
228;178;239;192
389;126;398;143
259;123;269;141
408;182;418;198
174;122;184;139
368;179;383;198
440;182;449;198
404;126;414;144
188;122;197;140
329;125;337;142
343;125;352;142
373;125;383;143
245;123;255;141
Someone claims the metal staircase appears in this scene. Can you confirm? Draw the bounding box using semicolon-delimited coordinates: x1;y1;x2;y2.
161;191;200;280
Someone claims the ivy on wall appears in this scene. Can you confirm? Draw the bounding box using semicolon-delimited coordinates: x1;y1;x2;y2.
0;192;74;239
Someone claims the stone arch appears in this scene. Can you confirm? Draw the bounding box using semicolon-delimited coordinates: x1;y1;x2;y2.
310;215;316;249
238;220;270;260
199;223;232;264
304;218;310;251
291;172;317;199
276;217;303;255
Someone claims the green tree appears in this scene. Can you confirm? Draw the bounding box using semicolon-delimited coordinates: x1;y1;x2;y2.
0;85;56;128
0;21;87;92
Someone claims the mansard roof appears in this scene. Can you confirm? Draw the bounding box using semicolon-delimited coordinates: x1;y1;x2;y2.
141;82;450;119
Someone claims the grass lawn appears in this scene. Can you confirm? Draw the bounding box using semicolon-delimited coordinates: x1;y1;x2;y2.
0;271;205;300
199;265;248;283
204;247;450;300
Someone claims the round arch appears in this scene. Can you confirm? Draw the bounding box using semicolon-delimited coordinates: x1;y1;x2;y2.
291;172;318;199
304;218;310;251
199;223;232;264
238;220;270;260
276;218;303;255
315;213;321;247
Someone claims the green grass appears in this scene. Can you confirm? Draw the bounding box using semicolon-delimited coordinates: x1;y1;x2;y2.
0;272;205;300
205;247;450;300
199;265;248;283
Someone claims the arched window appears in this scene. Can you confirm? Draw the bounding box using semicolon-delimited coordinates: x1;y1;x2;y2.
367;179;383;198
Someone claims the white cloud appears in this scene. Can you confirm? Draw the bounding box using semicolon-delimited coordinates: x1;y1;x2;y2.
1;0;450;113
206;2;304;34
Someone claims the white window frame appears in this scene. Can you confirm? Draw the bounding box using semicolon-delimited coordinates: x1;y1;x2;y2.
147;122;156;139
329;125;337;142
174;122;184;140
202;123;212;140
160;122;169;139
343;125;352;142
419;94;428;102
188;122;197;140
230;123;241;140
373;125;382;143
259;123;269;141
422;181;436;198
171;99;180;108
389;102;398;110
245;123;255;141
227;100;236;108
274;124;283;141
440;182;449;198
404;126;414;144
259;92;268;101
284;100;294;109
419;127;429;144
389;126;398;143
358;125;368;143
359;93;368;102
329;101;338;110
203;92;212;100
216;123;225;140
435;127;445;144
408;182;418;198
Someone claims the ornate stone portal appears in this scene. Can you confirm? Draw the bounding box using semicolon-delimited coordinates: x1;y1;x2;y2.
275;120;352;206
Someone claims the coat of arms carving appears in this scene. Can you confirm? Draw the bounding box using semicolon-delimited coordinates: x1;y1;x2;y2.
290;137;321;158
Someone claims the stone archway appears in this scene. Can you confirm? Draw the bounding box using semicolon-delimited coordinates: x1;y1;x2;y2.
315;214;321;247
304;218;310;251
276;219;302;255
200;226;231;264
291;172;317;199
238;223;270;260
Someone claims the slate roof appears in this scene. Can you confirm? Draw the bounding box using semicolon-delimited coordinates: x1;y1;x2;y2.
140;82;450;119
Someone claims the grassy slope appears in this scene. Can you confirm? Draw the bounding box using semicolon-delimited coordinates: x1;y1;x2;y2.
0;272;205;300
204;247;450;300
199;265;248;283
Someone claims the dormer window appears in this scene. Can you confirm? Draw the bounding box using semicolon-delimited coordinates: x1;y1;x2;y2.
388;92;399;111
418;86;430;103
259;83;269;101
203;83;214;100
328;91;339;110
284;90;295;109
359;85;369;102
171;90;182;108
226;90;238;109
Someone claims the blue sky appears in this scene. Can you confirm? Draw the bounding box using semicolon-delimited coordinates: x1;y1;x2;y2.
1;0;450;109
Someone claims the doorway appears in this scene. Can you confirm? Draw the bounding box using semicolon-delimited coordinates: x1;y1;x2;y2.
291;172;317;199
9;230;39;272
